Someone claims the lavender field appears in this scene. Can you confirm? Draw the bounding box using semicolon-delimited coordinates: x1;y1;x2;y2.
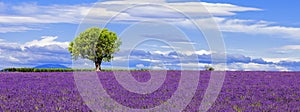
0;71;299;111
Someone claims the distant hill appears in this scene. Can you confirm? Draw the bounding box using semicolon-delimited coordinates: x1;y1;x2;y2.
34;64;69;69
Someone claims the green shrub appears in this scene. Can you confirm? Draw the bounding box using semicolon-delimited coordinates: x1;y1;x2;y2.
204;65;215;71
0;67;132;72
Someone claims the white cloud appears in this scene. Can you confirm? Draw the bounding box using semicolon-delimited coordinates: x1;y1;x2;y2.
9;56;20;62
136;64;145;68
181;50;212;56
111;48;300;71
177;62;288;71
11;3;40;14
0;37;71;69
0;26;37;33
97;1;261;24
0;1;262;32
149;64;167;70
214;18;300;39
150;50;171;55
2;0;300;40
170;2;261;16
113;56;128;62
262;57;300;63
171;41;197;45
99;1;261;16
177;62;207;70
0;37;299;71
279;45;300;50
2;3;89;24
22;36;69;50
0;40;21;50
227;62;288;71
174;17;300;39
140;58;161;63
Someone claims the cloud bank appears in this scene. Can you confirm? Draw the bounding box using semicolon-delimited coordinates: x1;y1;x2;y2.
1;37;299;71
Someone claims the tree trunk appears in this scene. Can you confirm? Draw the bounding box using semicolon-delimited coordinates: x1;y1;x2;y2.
95;62;101;71
95;58;102;71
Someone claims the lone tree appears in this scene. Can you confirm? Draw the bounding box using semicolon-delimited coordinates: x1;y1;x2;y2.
204;65;215;71
68;27;121;71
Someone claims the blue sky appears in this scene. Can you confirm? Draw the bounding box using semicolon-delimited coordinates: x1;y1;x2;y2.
0;0;300;71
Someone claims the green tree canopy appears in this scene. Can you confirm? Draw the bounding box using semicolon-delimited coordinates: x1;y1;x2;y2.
204;65;215;71
68;27;121;71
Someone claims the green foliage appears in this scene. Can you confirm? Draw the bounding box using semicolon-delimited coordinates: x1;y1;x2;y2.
2;68;35;72
0;68;155;72
68;27;121;71
0;68;97;72
140;68;150;71
204;65;215;71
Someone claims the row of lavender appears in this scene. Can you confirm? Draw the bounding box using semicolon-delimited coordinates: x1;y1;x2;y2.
0;71;299;111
